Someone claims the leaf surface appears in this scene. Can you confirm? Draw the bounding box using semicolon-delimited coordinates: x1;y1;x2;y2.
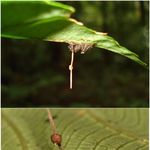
2;108;149;150
1;1;148;68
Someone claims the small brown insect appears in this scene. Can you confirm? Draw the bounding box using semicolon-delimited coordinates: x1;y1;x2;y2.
68;42;94;54
51;133;62;146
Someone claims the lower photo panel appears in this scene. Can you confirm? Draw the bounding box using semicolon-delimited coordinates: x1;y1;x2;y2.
2;108;149;150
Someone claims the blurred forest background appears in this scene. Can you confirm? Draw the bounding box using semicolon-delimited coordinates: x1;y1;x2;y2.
2;1;149;107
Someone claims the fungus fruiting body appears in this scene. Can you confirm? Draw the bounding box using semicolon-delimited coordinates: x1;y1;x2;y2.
68;42;94;89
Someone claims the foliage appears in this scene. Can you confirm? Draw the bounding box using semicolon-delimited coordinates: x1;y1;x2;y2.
1;0;147;68
2;108;149;150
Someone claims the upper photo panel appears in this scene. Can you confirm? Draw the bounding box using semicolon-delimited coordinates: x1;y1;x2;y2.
1;1;149;107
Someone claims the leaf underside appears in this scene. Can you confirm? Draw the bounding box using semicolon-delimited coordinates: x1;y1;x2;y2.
1;1;148;68
2;108;149;150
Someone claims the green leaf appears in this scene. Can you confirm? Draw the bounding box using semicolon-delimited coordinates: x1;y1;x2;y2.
1;1;148;68
2;108;148;150
1;0;74;28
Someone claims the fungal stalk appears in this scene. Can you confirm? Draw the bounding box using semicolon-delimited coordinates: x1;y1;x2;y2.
47;109;63;150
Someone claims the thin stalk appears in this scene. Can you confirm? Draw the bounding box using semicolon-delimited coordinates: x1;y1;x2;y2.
47;108;56;134
69;51;74;89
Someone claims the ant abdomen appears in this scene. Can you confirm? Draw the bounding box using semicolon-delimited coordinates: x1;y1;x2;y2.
51;133;62;147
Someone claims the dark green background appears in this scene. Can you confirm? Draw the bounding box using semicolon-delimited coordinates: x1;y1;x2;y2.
2;1;149;107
